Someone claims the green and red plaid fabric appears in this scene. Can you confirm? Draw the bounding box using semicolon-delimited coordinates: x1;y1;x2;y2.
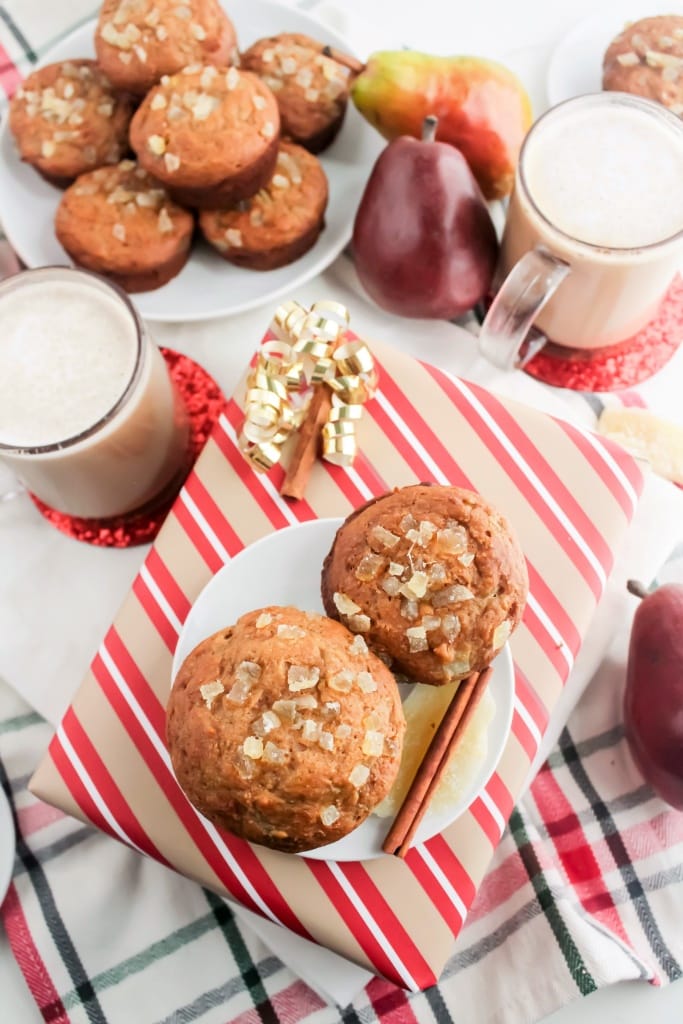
2;608;682;1024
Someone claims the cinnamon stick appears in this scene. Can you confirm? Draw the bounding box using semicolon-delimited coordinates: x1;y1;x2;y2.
321;44;365;76
383;666;494;858
279;385;331;500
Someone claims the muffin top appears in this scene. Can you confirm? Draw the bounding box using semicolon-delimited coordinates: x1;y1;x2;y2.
241;32;351;141
95;0;238;93
321;485;529;685
129;65;280;187
55;159;194;272
603;15;683;116
9;59;133;179
199;141;328;252
166;606;406;853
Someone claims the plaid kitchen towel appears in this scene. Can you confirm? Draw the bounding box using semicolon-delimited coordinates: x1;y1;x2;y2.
2;588;683;1024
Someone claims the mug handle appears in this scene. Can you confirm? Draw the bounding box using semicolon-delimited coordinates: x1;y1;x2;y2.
478;246;571;370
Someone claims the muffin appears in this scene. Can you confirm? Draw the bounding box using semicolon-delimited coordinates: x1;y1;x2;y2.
129;65;280;208
55;159;194;292
166;606;406;853
8;60;133;186
95;0;238;96
199;141;328;269
603;15;683;116
321;485;529;686
241;33;352;153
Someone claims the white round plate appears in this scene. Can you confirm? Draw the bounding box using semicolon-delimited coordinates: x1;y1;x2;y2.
546;2;683;107
0;785;16;903
0;0;382;323
171;519;515;862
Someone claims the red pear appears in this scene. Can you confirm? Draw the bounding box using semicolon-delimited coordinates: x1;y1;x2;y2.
623;579;683;809
352;116;499;320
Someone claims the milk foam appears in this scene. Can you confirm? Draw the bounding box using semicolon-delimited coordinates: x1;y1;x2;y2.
524;105;683;249
0;279;138;447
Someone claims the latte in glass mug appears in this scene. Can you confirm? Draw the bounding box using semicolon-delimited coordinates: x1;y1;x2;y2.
0;267;189;518
479;93;683;368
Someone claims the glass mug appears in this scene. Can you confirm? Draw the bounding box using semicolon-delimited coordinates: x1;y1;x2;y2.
0;266;189;519
479;93;683;369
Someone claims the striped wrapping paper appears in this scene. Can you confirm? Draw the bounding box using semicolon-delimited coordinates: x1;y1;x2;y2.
29;333;645;990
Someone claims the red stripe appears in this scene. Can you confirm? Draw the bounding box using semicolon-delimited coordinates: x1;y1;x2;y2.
366;976;419;1023
0;43;22;99
216;407;292;531
96;631;312;939
91;649;265;917
511;709;538;761
320;457;369;508
554;419;643;516
268;463;318;520
425;366;606;599
172;497;225;573
183;472;245;556
521;584;575;678
304;860;428;989
49;733;121;844
144;548;192;624
1;884;71;1024
422;834;477;907
524;563;582;658
61;708;171;866
225;396;378;516
530;766;634;946
352;450;389;496
104;629;165;742
485;772;514;822
132;575;177;653
515;666;550;734
225;398;374;513
339;861;436;987
366;393;439;485
222;401;318;521
456;375;615;575
469;797;502;847
403;848;464;937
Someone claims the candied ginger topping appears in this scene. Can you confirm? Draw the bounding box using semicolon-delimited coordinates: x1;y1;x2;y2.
199;680;223;709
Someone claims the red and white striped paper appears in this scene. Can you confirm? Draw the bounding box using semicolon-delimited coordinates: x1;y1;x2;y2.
30;333;644;990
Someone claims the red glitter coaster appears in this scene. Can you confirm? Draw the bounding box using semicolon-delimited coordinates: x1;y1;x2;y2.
30;348;225;548
524;274;683;392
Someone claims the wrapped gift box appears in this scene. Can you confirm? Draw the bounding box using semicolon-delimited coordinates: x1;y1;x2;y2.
30;323;644;991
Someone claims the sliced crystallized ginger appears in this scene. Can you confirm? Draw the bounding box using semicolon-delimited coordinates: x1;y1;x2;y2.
598;407;683;485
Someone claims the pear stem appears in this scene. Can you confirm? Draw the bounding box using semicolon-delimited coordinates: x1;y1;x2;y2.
627;579;649;600
321;45;365;76
422;115;438;143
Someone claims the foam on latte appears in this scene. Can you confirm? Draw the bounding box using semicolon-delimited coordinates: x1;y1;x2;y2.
0;278;138;448
523;103;683;249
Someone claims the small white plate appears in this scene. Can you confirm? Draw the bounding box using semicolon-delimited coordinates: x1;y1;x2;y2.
171;519;514;862
0;785;16;903
546;3;683;107
0;0;383;323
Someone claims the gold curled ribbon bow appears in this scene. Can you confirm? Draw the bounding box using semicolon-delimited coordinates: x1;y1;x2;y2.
238;301;377;474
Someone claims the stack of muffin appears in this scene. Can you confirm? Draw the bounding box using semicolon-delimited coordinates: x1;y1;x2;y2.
8;0;353;291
